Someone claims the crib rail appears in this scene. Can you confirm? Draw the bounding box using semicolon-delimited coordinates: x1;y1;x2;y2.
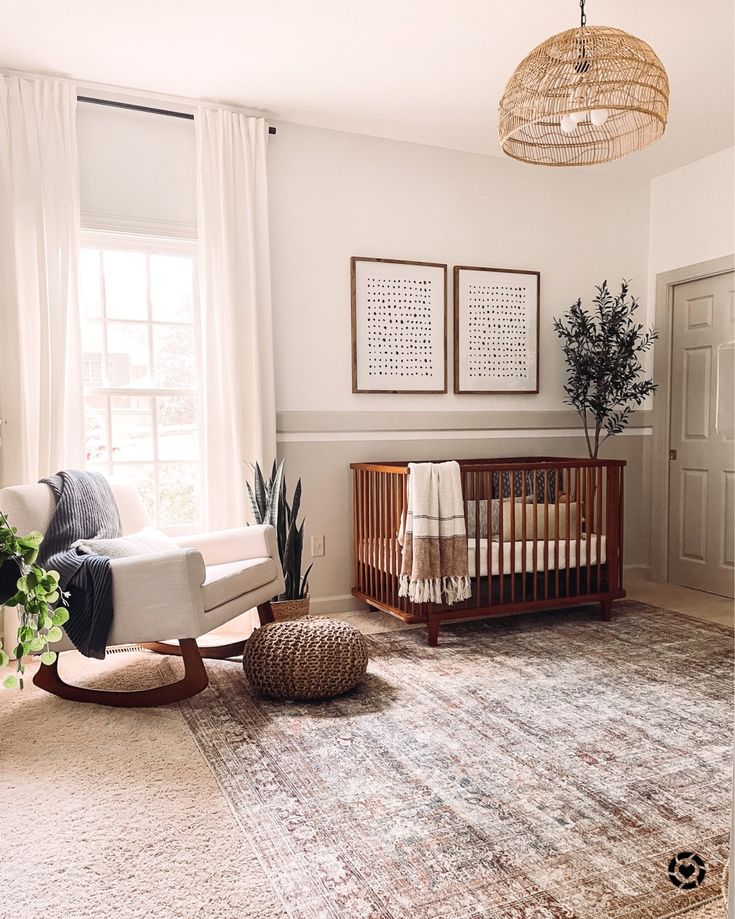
351;457;626;643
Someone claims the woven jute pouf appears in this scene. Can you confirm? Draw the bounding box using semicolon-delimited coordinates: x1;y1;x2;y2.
242;617;368;701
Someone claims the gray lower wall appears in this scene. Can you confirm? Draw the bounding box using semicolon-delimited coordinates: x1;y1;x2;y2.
277;412;652;613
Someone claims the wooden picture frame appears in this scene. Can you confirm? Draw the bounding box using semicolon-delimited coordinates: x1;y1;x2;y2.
351;256;447;394
453;265;540;394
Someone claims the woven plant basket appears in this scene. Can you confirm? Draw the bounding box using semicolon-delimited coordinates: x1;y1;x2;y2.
243;617;368;701
498;26;669;167
271;596;310;621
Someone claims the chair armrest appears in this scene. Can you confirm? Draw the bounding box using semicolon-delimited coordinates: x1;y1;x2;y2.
111;548;206;596
108;549;208;643
176;525;280;567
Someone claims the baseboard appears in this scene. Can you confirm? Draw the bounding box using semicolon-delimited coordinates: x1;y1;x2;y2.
309;594;370;615
623;564;651;578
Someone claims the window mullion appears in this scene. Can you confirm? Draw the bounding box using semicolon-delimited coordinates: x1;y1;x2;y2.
146;254;162;527
98;250;114;477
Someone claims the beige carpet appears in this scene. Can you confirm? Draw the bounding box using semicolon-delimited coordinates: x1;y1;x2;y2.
0;651;286;919
0;602;730;919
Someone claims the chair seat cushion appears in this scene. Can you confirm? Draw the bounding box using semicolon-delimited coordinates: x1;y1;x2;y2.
202;557;277;610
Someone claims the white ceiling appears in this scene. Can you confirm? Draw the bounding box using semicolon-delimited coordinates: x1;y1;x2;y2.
2;0;733;178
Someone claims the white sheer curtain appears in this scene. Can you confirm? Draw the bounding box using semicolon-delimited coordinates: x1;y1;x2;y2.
196;108;276;530
0;75;84;486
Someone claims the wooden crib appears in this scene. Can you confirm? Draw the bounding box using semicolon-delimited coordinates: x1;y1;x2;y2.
351;457;625;645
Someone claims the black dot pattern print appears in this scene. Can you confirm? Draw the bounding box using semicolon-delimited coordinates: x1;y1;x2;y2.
365;277;435;378
467;282;528;379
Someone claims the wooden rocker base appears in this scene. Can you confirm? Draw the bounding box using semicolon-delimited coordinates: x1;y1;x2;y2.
33;638;208;708
140;638;246;660
32;603;276;708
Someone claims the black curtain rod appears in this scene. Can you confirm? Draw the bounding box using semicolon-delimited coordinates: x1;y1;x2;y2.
77;95;277;134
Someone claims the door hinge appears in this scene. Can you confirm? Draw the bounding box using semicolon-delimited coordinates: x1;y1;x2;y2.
669;449;677;461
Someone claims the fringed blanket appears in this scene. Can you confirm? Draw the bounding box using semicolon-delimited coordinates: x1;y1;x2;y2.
398;461;471;605
39;470;122;659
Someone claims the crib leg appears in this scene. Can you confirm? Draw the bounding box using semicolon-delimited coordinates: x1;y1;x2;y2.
427;615;440;647
600;599;613;622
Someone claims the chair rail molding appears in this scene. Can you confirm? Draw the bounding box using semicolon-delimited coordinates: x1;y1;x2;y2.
276;409;653;441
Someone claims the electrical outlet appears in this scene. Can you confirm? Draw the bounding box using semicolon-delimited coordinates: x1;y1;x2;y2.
311;535;325;557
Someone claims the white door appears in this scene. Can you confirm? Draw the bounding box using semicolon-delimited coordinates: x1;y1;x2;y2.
668;271;735;597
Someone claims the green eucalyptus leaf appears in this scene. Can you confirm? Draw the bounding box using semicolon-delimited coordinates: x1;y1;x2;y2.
46;626;63;644
40;651;57;666
3;675;19;690
0;650;8;668
29;637;46;653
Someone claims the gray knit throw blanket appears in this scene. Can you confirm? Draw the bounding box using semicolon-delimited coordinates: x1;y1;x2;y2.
38;470;122;659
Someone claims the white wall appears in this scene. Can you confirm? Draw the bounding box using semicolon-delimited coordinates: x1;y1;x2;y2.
268;122;652;414
649;146;734;278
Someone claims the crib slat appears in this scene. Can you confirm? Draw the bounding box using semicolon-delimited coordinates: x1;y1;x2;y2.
565;468;572;597
531;469;538;600
575;466;582;598
543;469;549;600
478;472;482;609
387;473;393;605
374;470;381;605
401;472;408;614
596;464;603;591
509;469;516;604
485;471;492;609
378;473;389;603
520;468;527;602
585;466;592;592
386;472;392;605
370;471;380;600
498;470;505;603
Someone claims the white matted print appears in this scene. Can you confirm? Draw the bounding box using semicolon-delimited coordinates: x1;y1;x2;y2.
351;257;447;393
454;266;540;393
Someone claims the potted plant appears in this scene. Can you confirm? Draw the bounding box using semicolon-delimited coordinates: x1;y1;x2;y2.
247;461;313;620
554;280;658;458
0;511;68;689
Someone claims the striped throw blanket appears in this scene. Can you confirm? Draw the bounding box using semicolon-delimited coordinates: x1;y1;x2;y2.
398;461;472;605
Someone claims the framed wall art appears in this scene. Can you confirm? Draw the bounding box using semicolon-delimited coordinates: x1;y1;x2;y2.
454;265;540;394
351;256;447;393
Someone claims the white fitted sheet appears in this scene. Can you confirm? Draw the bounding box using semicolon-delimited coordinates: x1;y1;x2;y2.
359;535;607;578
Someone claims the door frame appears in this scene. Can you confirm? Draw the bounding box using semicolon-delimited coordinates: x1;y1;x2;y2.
649;254;735;582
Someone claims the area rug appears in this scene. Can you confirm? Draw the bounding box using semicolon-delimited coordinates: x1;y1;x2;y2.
180;601;732;919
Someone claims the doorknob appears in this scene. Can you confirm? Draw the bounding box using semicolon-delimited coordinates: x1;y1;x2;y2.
669;449;677;461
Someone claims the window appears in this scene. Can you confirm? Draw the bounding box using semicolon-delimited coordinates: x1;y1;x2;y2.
79;236;203;532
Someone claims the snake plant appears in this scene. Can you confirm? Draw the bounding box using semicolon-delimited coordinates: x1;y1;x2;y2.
246;461;313;601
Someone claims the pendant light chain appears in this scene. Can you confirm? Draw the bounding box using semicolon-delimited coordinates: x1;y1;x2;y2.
579;0;587;28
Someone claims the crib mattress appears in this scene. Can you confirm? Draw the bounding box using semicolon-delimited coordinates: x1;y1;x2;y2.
359;536;607;578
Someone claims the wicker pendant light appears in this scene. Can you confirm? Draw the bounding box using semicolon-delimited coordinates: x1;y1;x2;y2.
498;0;669;166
